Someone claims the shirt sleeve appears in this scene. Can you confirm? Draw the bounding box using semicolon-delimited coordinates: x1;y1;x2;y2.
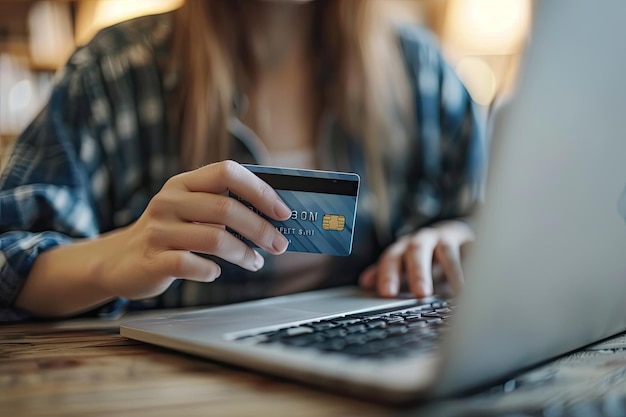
0;55;108;319
395;25;488;236
0;19;171;322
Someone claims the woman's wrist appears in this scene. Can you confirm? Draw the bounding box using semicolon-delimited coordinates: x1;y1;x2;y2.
89;226;132;300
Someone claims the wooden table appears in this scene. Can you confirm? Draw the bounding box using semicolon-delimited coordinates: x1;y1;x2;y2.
0;314;400;417
3;313;626;417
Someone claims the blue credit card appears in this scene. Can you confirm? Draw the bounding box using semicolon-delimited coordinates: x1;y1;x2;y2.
229;165;360;256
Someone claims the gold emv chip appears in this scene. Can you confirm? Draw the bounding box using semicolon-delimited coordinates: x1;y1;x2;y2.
322;214;346;231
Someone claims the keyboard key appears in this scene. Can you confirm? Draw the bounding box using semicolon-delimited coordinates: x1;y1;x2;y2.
283;327;315;337
364;319;387;329
309;322;336;331
331;317;362;326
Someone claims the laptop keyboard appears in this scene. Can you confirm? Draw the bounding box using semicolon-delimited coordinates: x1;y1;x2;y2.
234;300;454;360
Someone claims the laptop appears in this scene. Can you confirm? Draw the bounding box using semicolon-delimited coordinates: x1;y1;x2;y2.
121;0;626;402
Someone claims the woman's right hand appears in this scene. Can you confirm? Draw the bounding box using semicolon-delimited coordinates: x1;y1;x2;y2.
100;160;291;300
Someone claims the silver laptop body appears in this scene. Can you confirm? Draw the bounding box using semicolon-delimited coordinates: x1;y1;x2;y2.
121;0;626;402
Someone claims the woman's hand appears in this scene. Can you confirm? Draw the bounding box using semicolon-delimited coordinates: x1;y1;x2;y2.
359;220;474;298
100;160;291;300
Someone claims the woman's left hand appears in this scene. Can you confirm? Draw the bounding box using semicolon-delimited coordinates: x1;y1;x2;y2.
359;220;475;298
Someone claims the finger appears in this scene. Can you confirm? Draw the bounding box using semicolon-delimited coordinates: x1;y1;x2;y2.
359;265;378;289
376;239;409;298
163;223;265;272
171;193;288;254
437;220;476;242
460;240;473;260
404;231;438;298
160;250;222;282
172;160;292;220
434;240;465;295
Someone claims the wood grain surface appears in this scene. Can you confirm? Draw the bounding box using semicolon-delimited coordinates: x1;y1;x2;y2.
3;315;626;417
0;319;395;417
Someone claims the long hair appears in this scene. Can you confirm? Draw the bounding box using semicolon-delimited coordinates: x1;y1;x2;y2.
172;0;412;235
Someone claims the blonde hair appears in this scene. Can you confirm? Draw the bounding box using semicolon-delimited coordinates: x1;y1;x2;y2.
172;0;412;235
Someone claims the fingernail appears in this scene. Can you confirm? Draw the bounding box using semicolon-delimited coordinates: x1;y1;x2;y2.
274;201;292;220
386;282;398;296
272;234;289;253
421;283;433;297
253;252;265;271
208;265;221;282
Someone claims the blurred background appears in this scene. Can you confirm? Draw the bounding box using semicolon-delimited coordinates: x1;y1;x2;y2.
0;0;533;166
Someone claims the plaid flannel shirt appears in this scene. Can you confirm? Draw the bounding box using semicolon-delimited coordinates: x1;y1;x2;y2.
0;13;486;321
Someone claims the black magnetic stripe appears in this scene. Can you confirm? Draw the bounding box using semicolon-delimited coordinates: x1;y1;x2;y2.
254;172;359;196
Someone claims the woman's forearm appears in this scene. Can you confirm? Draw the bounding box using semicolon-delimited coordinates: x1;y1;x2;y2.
14;230;124;318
